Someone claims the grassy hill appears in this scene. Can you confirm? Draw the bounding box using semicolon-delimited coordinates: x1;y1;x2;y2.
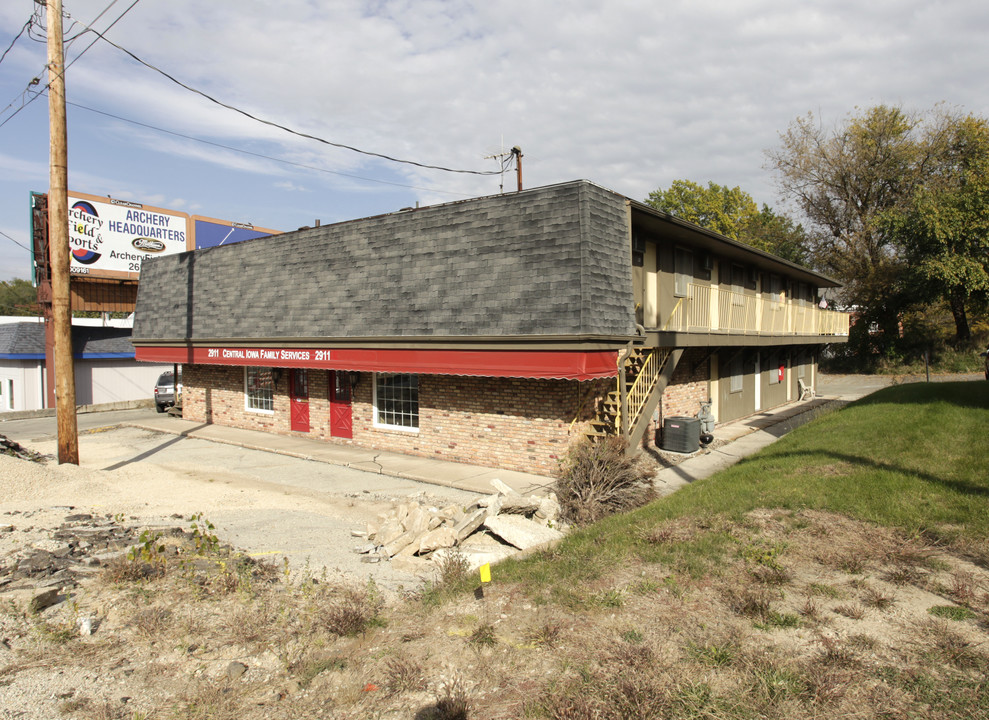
4;381;988;719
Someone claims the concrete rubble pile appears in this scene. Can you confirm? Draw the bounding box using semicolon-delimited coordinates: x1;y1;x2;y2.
0;510;167;613
352;478;565;573
0;434;47;462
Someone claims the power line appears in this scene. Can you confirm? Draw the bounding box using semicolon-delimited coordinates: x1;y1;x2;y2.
2;4;517;180
64;98;480;197
0;1;140;129
79;23;510;177
0;18;32;67
0;228;32;253
62;0;141;73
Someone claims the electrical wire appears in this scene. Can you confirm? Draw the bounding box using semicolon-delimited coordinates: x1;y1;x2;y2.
0;18;32;67
0;0;139;129
63;0;140;73
80;24;508;176
2;3;519;180
64;98;480;197
0;229;32;254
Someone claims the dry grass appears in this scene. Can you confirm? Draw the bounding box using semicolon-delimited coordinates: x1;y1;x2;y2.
5;508;989;720
384;654;428;694
128;605;173;639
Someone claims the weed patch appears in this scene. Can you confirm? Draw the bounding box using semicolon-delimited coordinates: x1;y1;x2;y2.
929;605;977;621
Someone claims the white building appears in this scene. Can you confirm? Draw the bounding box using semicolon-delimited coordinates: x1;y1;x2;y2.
0;316;170;413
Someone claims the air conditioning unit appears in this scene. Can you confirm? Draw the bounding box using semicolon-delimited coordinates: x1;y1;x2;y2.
660;416;700;453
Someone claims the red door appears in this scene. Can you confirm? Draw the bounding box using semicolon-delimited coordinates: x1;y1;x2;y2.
289;369;310;433
329;371;353;439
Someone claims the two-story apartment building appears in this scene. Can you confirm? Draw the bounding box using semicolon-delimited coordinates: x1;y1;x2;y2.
131;180;848;475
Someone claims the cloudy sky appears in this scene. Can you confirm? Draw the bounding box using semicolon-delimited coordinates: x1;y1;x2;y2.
1;0;987;281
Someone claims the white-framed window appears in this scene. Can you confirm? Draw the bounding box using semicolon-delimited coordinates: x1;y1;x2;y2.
674;247;693;297
245;366;274;413
729;355;744;393
374;373;419;431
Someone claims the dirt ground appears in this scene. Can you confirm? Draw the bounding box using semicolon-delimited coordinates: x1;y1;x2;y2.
0;425;483;592
2;377;987;718
2;494;987;719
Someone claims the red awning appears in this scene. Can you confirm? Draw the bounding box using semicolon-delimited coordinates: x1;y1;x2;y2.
135;345;619;381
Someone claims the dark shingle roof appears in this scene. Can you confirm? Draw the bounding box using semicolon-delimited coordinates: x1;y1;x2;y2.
0;322;44;355
133;181;636;343
0;323;135;357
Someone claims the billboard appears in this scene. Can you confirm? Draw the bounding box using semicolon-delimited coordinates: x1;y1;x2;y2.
67;191;190;279
191;215;280;249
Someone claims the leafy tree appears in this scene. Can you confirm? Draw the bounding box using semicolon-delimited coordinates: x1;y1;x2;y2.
0;278;39;316
767;105;934;358
645;180;758;240
888;113;989;345
743;205;811;266
645;180;811;264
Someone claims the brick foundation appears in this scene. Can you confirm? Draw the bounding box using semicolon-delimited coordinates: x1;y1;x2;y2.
639;348;712;452
182;365;610;476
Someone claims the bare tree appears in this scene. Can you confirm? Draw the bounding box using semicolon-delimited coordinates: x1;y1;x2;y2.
767;105;937;357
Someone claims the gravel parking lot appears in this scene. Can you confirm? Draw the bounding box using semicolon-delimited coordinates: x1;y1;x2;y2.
1;419;480;591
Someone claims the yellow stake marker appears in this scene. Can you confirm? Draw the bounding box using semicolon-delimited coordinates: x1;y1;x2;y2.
479;563;491;583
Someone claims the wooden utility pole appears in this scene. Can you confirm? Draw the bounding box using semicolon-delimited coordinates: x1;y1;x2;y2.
47;0;79;464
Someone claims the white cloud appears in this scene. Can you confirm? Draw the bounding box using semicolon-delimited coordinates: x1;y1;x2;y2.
0;0;987;281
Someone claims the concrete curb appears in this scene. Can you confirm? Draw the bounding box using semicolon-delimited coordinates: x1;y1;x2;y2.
1;399;154;422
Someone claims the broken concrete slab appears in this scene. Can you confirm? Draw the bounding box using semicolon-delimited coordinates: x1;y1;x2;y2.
482;515;564;551
535;495;561;526
375;521;405;547
390;554;428;574
499;496;540;516
490;478;520;497
404;506;431;536
478;493;503;517
434;545;516;572
454;508;486;543
417;526;457;554
382;530;418;558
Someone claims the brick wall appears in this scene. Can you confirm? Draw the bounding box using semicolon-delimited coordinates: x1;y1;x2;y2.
182;365;610;476
661;348;711;419
638;348;711;452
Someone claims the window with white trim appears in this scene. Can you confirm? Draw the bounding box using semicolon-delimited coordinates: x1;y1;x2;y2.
245;366;274;412
374;373;419;430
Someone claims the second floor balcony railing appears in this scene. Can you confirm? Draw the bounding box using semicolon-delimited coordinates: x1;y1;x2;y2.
662;283;850;337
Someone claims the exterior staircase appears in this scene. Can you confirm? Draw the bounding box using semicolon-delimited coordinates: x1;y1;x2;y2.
586;347;684;451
